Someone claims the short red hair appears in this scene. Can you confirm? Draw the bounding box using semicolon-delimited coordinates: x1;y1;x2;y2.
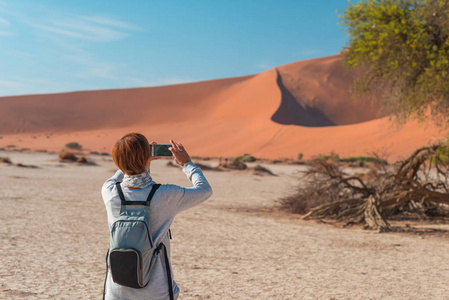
112;133;151;175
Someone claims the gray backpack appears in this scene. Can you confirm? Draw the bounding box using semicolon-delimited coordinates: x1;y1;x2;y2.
103;182;174;300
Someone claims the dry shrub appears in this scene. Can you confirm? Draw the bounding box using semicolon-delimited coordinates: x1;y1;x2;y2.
15;163;38;168
192;156;214;161
1;156;12;164
65;142;82;150
193;161;222;172
280;144;449;230
59;151;96;165
166;161;178;167
76;156;88;164
253;165;275;176
193;161;212;170
279;161;348;214
227;159;247;170
236;153;256;162
280;157;386;215
59;150;77;162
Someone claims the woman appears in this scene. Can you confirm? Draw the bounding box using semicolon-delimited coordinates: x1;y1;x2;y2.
102;133;213;300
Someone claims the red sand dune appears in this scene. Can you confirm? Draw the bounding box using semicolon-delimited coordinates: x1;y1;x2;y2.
0;54;445;161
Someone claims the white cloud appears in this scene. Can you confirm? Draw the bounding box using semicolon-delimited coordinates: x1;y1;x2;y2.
22;13;139;79
0;76;73;96
0;17;10;26
256;62;275;70
2;4;140;43
122;77;154;87
0;30;14;36
156;77;194;86
81;15;141;31
300;48;323;57
32;24;87;39
55;42;122;80
0;79;22;88
120;76;196;88
31;18;132;42
81;65;119;80
0;16;14;35
104;76;195;88
0;3;150;94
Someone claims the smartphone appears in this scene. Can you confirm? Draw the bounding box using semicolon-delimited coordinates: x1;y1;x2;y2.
152;144;173;158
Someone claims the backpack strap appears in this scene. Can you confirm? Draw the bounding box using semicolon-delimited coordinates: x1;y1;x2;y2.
146;184;161;204
103;249;109;300
160;243;174;300
115;182;126;203
115;182;161;206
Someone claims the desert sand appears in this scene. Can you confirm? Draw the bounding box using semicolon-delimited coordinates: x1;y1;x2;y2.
1;152;448;299
0;54;446;162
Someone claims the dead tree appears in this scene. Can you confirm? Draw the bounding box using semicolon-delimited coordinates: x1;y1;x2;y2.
281;143;449;231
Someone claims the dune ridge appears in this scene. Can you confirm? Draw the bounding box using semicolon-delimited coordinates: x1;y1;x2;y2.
272;69;336;126
0;55;445;161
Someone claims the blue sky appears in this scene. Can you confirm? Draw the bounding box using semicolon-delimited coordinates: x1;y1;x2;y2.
0;0;351;96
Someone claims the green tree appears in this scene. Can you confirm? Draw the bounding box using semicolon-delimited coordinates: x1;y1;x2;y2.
341;0;449;124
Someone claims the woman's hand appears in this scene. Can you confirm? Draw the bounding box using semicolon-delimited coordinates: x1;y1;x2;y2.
169;139;191;166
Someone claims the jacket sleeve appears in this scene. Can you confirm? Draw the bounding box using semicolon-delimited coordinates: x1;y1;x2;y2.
101;169;124;203
163;161;213;214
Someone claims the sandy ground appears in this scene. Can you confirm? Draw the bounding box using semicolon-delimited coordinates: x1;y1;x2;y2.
1;151;449;299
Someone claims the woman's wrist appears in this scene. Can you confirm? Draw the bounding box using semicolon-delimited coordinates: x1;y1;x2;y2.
181;160;192;167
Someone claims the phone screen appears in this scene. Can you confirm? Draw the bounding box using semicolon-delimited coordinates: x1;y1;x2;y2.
153;144;173;157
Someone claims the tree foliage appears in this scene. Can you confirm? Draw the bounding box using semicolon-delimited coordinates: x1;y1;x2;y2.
341;0;449;123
